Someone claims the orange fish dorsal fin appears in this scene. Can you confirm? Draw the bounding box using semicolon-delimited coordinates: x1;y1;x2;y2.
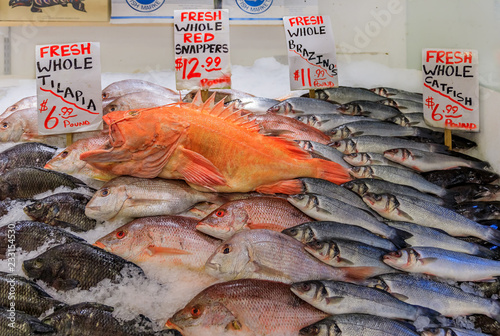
189;91;204;109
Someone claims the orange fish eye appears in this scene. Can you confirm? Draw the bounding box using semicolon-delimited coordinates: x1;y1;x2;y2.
116;230;126;239
100;188;110;197
215;210;225;217
222;244;231;254
191;305;202;318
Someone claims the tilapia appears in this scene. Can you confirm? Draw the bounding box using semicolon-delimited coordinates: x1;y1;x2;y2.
347;165;448;197
371;87;423;102
304;239;397;277
342;178;447;205
229;97;280;114
0;307;55;336
454;202;500;221
343;152;411;169
0;142;57;174
85;177;226;221
384;148;490;172
422;167;499;188
104;91;178;115
167;279;328;336
183;89;254;103
267;97;343;115
339;101;402;120
387;221;495;258
205;229;356;284
81;93;351;194
288;193;410;248
0;272;66;317
330;135;447;154
422;327;493;336
0;167;94;200
1;95;36;118
379;98;424;113
362;192;500;245
23;192;96;232
0;221;85;259
255;114;331;144
44;132;117;181
383;246;500;282
448;184;500;203
299;314;420;336
295;114;378;132
42;302;179;336
291;280;437;321
282;221;397;251
23;242;144;290
295;141;352;170
102;79;178;101
94;216;220;273
367;273;500;320
196;197;313;240
309;86;386;104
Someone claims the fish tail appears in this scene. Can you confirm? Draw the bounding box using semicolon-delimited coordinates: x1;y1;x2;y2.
476;245;499;260
490;300;500;322
484;227;500;246
312;158;352;185
389;228;413;249
255;179;304;195
415;305;441;322
339;266;378;283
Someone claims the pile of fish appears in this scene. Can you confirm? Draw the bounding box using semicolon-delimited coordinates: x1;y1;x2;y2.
1;79;500;335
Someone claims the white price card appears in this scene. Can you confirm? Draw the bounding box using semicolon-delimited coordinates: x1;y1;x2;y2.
283;15;338;91
174;9;231;90
422;48;479;131
36;42;103;135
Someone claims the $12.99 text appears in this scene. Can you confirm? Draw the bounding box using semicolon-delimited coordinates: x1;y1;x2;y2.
175;57;222;80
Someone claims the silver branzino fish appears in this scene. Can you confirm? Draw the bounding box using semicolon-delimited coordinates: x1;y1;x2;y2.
267;97;343;116
371;87;423;102
362;192;500;245
339;101;402;120
295;114;378;133
311;87;387;104
330;135;448;154
343;152;409;169
367;273;500;321
296;141;352;170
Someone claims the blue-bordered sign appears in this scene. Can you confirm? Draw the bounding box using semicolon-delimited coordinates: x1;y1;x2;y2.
235;0;273;14
126;0;165;13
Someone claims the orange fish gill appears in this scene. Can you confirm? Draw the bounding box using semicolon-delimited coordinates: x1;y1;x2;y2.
80;92;351;194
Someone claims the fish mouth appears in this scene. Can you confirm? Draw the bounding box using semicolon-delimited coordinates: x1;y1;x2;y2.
165;320;183;332
93;241;108;251
205;262;220;274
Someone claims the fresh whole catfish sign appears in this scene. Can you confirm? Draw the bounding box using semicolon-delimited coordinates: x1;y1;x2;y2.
36;42;103;135
422;48;479;131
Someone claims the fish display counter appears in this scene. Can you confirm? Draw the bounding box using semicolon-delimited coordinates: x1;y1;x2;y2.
1;1;500;335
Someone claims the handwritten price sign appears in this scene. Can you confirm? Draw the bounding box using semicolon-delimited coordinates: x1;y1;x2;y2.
422;48;479;131
284;15;338;90
174;9;231;90
36;42;103;135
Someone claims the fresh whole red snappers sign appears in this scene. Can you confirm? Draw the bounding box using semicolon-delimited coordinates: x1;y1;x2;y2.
422;48;479;131
174;9;231;90
283;15;338;90
36;42;103;135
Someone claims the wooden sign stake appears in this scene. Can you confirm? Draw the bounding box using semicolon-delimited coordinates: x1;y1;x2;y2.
66;133;73;146
309;89;315;99
444;129;452;150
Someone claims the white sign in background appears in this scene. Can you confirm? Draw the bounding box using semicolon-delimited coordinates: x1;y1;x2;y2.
36;42;103;135
174;9;231;90
422;48;479;132
283;15;338;91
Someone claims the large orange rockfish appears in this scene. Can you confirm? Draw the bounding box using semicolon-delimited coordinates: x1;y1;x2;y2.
80;93;351;194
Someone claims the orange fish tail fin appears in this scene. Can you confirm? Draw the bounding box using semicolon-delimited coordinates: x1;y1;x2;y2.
312;158;351;185
340;266;378;283
256;179;304;195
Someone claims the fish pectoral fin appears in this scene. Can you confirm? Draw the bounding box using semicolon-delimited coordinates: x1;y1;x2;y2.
325;296;345;304
397;209;413;221
419;257;438;265
226;319;243;331
338;257;355;266
175;147;227;189
52;278;80;291
255;179;303;195
391;292;410;301
247;223;285;231
146;245;191;255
